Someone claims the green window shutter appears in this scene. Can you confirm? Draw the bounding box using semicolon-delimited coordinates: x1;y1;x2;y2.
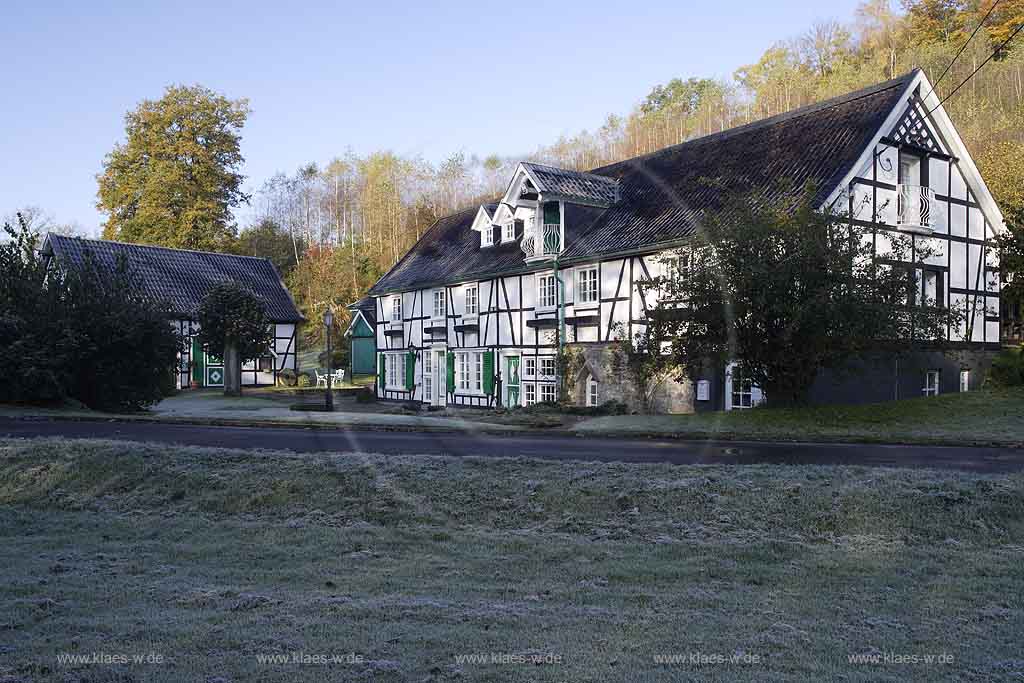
446;352;455;393
483;350;495;396
405;351;416;391
543;201;560;225
379;354;386;386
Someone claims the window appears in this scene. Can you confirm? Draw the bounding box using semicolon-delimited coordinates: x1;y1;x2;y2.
900;154;922;186
524;357;536;378
731;370;753;409
433;290;446;319
959;369;970;393
538;274;557;309
524;384;536;406
391;296;402;321
577;267;599;305
259;355;274;373
539;357;556;378
586;376;598;407
906;267;943;308
540;384;557;403
386;353;404;389
923;369;941;397
504;222;516;242
456;351;484;393
465;286;478;316
481;227;493;247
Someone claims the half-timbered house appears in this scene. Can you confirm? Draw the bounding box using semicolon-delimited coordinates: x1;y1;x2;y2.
367;70;1006;412
41;236;302;390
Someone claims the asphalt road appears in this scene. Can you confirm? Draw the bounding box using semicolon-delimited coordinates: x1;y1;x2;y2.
2;417;1022;473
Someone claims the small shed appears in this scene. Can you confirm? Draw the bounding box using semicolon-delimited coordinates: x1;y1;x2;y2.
346;297;377;378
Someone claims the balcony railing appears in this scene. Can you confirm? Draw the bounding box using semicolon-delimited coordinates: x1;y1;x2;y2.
521;223;562;262
896;184;937;233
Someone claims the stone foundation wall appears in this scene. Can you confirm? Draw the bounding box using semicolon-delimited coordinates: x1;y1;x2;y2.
563;342;694;414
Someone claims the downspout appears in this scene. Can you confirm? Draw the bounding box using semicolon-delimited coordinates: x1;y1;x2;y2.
552;198;566;401
554;256;566;400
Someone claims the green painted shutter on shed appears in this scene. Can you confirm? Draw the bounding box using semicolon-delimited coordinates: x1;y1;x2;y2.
191;337;205;385
379;354;386;386
482;350;495;396
405;351;416;391
446;352;455;393
543;201;560;225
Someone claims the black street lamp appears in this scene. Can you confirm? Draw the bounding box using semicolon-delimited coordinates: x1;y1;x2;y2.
323;308;334;411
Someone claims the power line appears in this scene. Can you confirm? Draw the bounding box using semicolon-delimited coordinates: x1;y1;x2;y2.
927;20;1024;115
921;0;1002;102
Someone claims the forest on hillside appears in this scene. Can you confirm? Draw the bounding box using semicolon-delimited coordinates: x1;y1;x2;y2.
251;0;1023;339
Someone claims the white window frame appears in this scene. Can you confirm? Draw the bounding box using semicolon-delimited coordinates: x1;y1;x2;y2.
959;369;970;393
391;296;402;322
386;353;404;390
539;357;556;379
577;266;599;305
524;383;536;406
455;350;484;394
465;285;478;316
433;290;446;320
923;369;941;397
731;371;753;409
481;227;493;247
586;375;598;407
503;221;516;243
524;357;536;378
539;384;557;403
537;274;557;310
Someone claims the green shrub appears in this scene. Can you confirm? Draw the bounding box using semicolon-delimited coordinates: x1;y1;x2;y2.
297;373;312;388
1;217;180;412
989;346;1024;387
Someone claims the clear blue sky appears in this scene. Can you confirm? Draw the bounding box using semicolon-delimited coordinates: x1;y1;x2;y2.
1;0;864;233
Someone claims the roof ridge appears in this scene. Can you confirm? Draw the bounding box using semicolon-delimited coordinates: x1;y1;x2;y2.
589;69;919;174
47;234;276;264
523;160;619;181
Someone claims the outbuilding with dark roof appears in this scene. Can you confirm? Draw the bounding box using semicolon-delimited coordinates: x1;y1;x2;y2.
42;235;302;390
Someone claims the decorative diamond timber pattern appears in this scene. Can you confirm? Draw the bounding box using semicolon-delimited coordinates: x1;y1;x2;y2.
889;100;941;153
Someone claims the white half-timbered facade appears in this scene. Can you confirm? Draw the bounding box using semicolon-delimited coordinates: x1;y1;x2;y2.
368;70;1007;412
42;236;301;390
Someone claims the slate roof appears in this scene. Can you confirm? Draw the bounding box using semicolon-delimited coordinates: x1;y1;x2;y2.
347;295;376;324
42;235;304;322
370;71;917;295
521;162;620;206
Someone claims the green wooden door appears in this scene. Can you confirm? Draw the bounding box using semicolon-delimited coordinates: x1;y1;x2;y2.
352;338;375;375
506;356;521;407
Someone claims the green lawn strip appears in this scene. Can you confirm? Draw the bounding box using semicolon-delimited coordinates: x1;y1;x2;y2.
1;438;1022;681
573;387;1024;447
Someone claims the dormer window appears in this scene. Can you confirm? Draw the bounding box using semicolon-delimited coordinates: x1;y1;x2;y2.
391;296;402;321
503;221;516;243
481;228;493;248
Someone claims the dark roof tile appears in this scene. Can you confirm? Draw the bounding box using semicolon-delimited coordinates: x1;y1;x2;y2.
43;236;304;322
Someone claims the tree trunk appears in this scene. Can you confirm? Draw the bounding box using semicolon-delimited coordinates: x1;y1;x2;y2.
223;341;241;397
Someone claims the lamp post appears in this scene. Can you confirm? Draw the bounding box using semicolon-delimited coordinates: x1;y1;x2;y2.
323;308;334;411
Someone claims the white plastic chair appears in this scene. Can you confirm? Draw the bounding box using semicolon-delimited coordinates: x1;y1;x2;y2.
333;369;345;386
315;371;329;388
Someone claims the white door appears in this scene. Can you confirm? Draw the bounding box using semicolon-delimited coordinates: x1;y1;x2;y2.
435;350;446;405
424;351;433;405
